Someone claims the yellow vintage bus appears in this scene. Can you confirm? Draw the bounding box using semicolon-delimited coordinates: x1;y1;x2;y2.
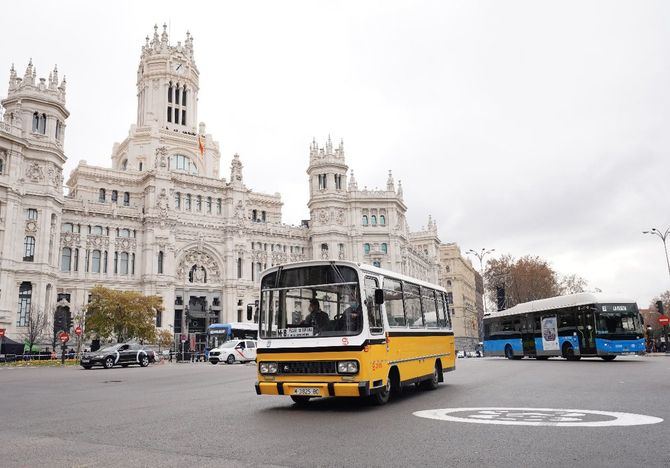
254;261;455;405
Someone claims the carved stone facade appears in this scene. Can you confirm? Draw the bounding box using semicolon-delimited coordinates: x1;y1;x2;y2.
0;26;477;349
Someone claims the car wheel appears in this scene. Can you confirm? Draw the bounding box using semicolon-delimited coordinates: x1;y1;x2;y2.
104;357;115;369
82;365;92;370
210;359;219;365
601;356;616;362
226;354;235;365
140;355;150;367
290;395;311;405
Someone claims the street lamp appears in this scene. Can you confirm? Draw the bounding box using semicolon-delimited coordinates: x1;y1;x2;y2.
466;248;495;345
643;227;670;282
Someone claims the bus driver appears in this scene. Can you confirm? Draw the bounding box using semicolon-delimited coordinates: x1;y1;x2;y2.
300;299;330;332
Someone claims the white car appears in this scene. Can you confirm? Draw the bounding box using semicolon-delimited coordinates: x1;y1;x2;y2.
209;339;257;365
457;351;465;358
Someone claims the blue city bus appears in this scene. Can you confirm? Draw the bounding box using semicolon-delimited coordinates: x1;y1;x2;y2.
207;322;258;349
483;293;646;361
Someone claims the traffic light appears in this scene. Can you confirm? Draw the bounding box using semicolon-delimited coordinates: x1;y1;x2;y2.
656;300;665;315
247;304;253;321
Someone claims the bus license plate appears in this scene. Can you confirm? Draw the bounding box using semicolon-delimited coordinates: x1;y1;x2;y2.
293;387;320;396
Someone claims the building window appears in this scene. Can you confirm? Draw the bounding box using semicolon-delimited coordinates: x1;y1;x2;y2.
123;192;130;206
118;228;130;238
380;215;386;226
381;243;388;254
175;192;181;209
446;292;454;305
26;208;38;220
371;215;377;226
364;243;370;254
168;82;173;103
217;198;222;214
23;236;35;262
373;261;381;268
61;247;71;271
261;211;266;222
318;174;327;190
237;257;242;279
321;243;328;252
92;250;101;273
0;157;4;174
103;250;108;273
206;196;212;213
131;253;135;275
73;248;79;271
17;282;32;327
185;194;191;210
167;107;172;123
111;190;118;203
169;154;198;175
195;195;202;211
61;223;73;233
121;159;128;170
362;215;368;226
139;162;143;171
119;252;129;275
98;188;106;202
114;252;118;274
158;251;164;274
32;113;46;134
252;209;257;222
55;120;62;139
91;225;103;235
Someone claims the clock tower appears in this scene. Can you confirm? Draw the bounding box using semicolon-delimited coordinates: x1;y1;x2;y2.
135;24;199;131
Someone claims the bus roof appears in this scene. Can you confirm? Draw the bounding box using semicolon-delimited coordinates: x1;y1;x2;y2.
484;292;637;319
260;260;446;293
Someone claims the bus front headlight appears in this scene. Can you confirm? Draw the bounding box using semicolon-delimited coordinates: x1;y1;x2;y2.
337;361;358;374
259;362;278;374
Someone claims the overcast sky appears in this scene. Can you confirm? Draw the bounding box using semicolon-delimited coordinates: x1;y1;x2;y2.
2;1;669;306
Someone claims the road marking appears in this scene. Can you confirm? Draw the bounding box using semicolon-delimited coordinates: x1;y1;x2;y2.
413;407;663;427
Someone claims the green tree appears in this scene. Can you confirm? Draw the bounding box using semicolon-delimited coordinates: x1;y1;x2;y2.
85;286;162;343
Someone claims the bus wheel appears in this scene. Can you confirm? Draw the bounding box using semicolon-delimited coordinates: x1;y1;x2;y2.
290;396;311;406
601;356;616;361
421;362;440;391
504;345;514;360
563;344;580;361
369;377;391;405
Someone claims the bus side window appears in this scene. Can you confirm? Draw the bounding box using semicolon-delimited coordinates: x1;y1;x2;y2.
403;283;423;328
365;277;384;334
422;287;438;328
383;278;405;327
436;291;447;328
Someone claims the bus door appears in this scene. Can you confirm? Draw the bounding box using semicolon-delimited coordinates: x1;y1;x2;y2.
521;314;536;356
576;307;597;355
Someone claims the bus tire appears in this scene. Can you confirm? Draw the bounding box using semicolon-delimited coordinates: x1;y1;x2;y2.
504;345;514;360
601;356;616;361
290;395;311;405
369;376;391;405
562;343;580;361
421;361;441;390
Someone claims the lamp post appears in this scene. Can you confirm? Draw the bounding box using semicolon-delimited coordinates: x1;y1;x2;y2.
466;248;495;311
642;227;670;282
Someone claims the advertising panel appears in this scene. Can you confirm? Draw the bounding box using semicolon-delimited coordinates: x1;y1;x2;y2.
541;316;559;351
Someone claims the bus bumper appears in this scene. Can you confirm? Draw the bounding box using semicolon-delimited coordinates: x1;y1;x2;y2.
255;380;379;398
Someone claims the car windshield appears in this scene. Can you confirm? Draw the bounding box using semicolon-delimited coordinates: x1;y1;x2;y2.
259;264;362;338
217;341;238;349
98;345;121;353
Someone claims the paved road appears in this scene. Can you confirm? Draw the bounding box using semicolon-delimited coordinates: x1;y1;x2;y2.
1;356;668;467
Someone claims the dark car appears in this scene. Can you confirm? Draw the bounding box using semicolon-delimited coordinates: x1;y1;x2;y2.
80;343;155;369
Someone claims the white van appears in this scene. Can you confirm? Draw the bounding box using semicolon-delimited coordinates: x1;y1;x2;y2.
209;339;257;365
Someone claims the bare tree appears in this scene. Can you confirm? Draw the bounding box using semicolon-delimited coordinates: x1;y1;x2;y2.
21;308;49;358
558;274;589;295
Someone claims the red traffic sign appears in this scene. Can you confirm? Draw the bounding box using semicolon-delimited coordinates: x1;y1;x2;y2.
0;328;5;338
180;334;187;343
58;331;70;344
659;315;670;327
74;326;82;336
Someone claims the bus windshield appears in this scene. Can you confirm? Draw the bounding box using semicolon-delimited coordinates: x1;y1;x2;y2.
596;310;642;334
259;264;362;338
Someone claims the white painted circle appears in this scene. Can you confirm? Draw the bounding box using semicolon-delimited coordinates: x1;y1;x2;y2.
413;407;663;427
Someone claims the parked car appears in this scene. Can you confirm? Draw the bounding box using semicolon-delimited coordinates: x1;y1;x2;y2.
80;343;154;369
209;339;257;365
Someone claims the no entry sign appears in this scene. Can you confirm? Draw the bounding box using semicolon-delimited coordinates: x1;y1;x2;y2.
74;326;82;336
659;315;669;327
58;331;70;344
0;328;5;337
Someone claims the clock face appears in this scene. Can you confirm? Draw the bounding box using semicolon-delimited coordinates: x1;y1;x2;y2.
172;61;186;75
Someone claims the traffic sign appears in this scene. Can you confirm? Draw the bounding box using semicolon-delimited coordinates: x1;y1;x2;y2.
0;328;5;337
74;326;82;336
180;334;186;343
58;331;70;344
658;315;669;326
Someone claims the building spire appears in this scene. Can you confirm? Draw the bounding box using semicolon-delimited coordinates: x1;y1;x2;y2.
386;170;395;191
348;169;358;191
161;23;169;47
397;179;403;199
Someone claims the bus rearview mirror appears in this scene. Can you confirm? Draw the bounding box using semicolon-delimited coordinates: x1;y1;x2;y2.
374;289;385;305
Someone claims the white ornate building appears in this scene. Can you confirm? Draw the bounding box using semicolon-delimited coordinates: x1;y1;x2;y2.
0;25;446;351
